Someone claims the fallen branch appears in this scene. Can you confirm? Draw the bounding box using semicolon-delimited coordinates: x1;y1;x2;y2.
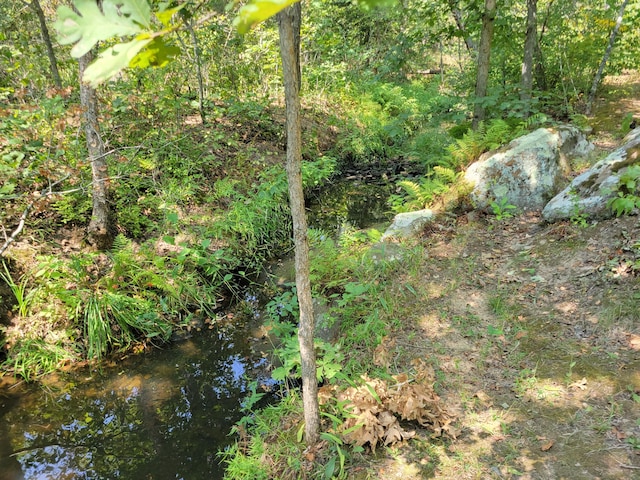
0;175;71;257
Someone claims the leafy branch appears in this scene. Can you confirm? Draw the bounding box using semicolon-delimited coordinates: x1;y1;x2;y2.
54;0;185;86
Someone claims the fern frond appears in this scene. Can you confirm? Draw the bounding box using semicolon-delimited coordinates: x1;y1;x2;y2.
484;119;513;150
521;112;548;130
397;180;423;201
433;166;457;183
111;234;130;253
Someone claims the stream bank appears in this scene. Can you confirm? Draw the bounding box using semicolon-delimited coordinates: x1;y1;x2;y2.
0;178;396;479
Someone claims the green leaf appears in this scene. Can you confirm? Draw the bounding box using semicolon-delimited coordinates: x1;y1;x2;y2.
129;37;181;68
271;366;288;381
166;212;179;224
83;37;153;87
116;0;152;29
296;422;305;443
156;5;185;27
487;325;504;336
55;0;151;58
233;0;299;34
323;456;336;480
0;182;15;195
320;431;343;445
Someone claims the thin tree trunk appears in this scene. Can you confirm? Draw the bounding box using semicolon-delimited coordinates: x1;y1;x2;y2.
31;0;62;89
586;0;629;115
447;1;476;53
472;0;497;130
186;17;206;124
277;3;320;446
79;50;111;250
521;0;537;117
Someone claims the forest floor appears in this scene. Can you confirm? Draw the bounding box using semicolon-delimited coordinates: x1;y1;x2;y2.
364;212;640;479
357;75;640;479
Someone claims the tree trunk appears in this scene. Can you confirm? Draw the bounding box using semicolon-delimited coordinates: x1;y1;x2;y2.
447;1;476;53
186;17;206;124
79;50;111;250
277;3;320;446
521;0;537;117
472;0;497;130
585;0;629;115
31;0;62;89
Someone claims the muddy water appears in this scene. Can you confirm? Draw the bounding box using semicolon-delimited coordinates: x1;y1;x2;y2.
0;313;276;480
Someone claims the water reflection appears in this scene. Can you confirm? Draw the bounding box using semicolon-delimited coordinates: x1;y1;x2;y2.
0;315;276;480
307;180;394;234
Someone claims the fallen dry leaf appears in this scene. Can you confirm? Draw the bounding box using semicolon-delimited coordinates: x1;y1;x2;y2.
474;390;493;406
569;378;588;390
540;439;555;451
627;334;640;351
612;426;627;440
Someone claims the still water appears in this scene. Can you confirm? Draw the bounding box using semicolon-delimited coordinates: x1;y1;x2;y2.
0;313;275;480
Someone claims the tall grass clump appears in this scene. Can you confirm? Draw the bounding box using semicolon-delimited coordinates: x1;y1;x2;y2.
27;234;219;361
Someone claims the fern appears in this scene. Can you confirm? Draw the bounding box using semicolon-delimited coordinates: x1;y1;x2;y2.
447;116;548;167
484;119;513;150
448;126;486;166
397;180;429;208
110;233;130;253
433;166;458;183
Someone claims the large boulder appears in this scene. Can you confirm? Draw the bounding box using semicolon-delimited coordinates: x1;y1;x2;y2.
542;128;640;222
465;126;594;212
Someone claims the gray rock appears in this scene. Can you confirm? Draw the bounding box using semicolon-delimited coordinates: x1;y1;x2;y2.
381;209;434;240
465;126;594;212
542;127;640;222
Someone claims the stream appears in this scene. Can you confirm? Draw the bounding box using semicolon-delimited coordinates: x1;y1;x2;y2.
0;179;394;480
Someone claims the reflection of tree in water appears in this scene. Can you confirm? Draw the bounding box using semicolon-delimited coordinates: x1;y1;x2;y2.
0;317;276;479
6;389;155;479
307;181;394;234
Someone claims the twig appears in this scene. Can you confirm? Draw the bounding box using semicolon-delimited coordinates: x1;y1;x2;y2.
0;175;70;257
616;459;640;470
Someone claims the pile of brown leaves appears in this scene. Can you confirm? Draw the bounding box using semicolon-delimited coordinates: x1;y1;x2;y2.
319;360;457;452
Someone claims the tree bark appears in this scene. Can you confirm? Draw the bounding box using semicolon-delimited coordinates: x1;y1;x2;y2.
31;0;62;89
521;0;537;116
586;0;629;115
447;1;476;53
277;3;320;446
186;17;206;124
472;0;497;130
79;50;112;250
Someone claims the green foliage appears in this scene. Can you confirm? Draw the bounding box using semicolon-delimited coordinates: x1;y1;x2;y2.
390;166;461;213
0;261;35;317
490;197;518;221
29;235;219;360
56;0;151;58
569;189;589;227
55;0;182;86
447;115;548;169
0;95;78;228
270;330;344;384
2;338;76;381
608;165;640;216
234;0;299;34
334;80;458;166
266;295;344;385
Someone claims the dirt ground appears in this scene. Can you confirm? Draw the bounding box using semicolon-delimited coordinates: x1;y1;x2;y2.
366;211;639;479
362;75;640;479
